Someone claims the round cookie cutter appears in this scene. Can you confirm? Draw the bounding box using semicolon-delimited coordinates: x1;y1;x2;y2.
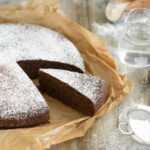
118;104;150;146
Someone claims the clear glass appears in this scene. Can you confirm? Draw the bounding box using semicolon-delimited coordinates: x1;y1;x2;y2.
117;8;150;68
124;8;150;25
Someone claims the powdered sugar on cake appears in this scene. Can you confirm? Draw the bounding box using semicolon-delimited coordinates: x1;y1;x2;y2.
0;61;48;121
40;69;106;104
0;23;85;72
0;23;85;123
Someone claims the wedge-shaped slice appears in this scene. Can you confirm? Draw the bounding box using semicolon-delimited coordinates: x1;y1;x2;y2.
39;69;107;116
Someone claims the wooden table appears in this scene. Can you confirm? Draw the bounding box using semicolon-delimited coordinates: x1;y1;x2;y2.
0;0;150;150
49;1;150;150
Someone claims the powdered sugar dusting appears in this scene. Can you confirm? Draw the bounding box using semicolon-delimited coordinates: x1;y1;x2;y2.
0;23;85;123
0;23;85;72
0;60;49;121
129;119;150;143
40;69;106;104
0;59;48;120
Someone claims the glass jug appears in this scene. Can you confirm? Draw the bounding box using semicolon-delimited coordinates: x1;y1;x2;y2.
117;8;150;68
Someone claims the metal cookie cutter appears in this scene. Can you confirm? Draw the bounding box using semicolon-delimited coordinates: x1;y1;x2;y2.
118;104;150;146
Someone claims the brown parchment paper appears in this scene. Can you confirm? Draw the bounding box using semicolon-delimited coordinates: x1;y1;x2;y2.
0;0;132;150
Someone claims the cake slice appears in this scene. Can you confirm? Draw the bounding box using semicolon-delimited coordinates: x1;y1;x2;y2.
38;69;107;116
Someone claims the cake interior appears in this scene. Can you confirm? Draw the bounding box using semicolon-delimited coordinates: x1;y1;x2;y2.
18;60;84;79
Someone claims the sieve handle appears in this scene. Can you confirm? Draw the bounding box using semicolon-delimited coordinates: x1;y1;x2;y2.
118;122;132;135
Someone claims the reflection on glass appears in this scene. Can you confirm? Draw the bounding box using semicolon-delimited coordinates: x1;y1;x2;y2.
117;8;150;68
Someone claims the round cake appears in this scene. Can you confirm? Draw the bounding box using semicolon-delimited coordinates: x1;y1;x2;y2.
0;24;85;78
0;23;85;128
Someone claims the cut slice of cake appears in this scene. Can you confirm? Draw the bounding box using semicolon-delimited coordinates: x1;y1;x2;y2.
38;69;107;116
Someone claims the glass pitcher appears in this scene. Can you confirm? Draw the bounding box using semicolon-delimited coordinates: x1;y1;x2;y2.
117;8;150;68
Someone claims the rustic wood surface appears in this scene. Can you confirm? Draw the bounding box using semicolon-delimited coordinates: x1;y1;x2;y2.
0;0;150;150
49;1;150;150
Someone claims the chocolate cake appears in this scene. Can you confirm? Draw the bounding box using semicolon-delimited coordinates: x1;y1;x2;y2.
38;69;107;116
0;24;85;78
0;61;49;128
0;23;85;128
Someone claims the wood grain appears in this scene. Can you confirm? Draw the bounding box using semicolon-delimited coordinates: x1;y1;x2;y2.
60;0;109;30
50;0;150;150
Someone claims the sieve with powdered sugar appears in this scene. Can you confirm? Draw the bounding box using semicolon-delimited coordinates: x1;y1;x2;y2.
119;104;150;145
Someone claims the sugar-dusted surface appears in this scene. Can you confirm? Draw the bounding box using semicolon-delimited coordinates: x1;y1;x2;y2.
40;69;106;104
0;60;49;121
0;23;85;72
0;23;85;127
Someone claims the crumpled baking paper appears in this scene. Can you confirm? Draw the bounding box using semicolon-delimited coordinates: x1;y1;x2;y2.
0;0;132;150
